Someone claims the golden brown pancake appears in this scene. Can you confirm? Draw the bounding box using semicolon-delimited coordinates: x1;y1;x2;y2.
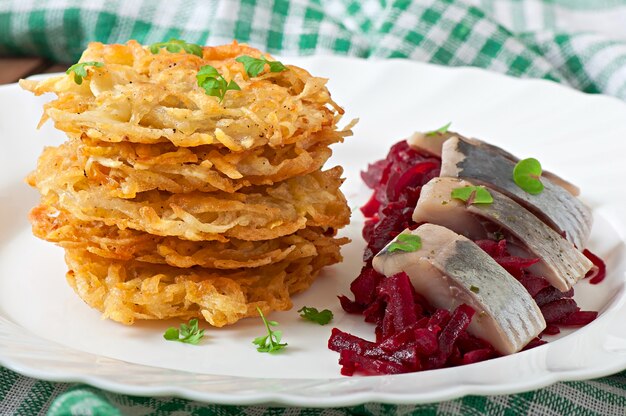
23;40;353;326
64;240;343;327
20;41;345;150
31;164;350;242
31;207;347;269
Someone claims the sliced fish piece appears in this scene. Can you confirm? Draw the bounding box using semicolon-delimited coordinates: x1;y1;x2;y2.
373;224;546;355
439;137;592;250
407;131;460;158
413;177;593;291
408;132;580;196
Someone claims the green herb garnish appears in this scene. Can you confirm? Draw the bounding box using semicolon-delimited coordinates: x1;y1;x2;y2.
470;285;480;294
513;158;544;195
236;55;287;77
149;39;203;57
451;185;493;205
163;318;205;345
252;307;287;353
196;65;241;102
298;306;333;325
387;233;422;253
425;122;451;136
66;61;104;85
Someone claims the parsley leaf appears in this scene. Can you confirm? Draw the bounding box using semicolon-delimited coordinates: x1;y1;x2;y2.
149;39;203;57
235;56;266;77
298;306;333;325
425;122;452;136
470;285;480;294
387;233;422;253
66;61;104;85
163;327;179;340
513;158;544;195
163;318;205;345
196;65;241;103
236;55;287;77
451;185;494;205
252;307;287;353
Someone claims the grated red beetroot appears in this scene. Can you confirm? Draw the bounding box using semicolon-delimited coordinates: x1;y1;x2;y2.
541;324;561;336
540;299;579;324
328;295;476;375
517;274;552;297
534;286;574;307
478;240;598;330
359;141;440;263
338;350;407;376
377;272;419;338
522;338;547;351
583;249;607;284
462;348;495;365
338;266;384;313
413;327;439;355
425;304;475;369
558;310;598;326
361;159;388;188
330;139;605;376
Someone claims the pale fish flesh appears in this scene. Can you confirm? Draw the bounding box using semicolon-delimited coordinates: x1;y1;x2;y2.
439;137;592;250
412;177;593;291
373;223;546;355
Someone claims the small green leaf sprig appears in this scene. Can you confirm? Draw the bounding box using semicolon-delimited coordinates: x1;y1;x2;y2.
196;65;241;102
298;306;333;325
513;158;544;195
253;307;287;353
425;122;451;136
451;185;494;205
149;39;203;57
387;233;422;253
66;61;104;85
163;318;205;345
236;55;287;77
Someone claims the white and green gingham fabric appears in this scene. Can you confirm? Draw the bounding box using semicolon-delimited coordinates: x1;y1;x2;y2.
2;0;626;415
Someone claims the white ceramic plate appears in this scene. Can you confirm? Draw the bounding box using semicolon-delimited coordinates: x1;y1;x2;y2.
1;57;626;407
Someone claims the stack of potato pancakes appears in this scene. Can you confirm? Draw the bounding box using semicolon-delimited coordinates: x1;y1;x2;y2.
21;41;351;327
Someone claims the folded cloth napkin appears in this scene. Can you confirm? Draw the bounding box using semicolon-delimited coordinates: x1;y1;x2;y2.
1;0;626;415
3;0;626;99
2;368;625;415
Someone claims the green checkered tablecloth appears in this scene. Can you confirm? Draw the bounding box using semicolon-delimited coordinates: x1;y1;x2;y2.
1;0;626;415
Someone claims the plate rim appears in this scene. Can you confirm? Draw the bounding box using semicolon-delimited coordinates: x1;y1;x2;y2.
2;304;626;408
2;56;626;407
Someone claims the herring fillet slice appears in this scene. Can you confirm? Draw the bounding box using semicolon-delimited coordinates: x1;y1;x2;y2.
439;137;592;250
413;177;593;292
373;224;546;355
408;131;580;196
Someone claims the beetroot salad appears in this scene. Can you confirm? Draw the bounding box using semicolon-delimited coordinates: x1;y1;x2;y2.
329;137;605;376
